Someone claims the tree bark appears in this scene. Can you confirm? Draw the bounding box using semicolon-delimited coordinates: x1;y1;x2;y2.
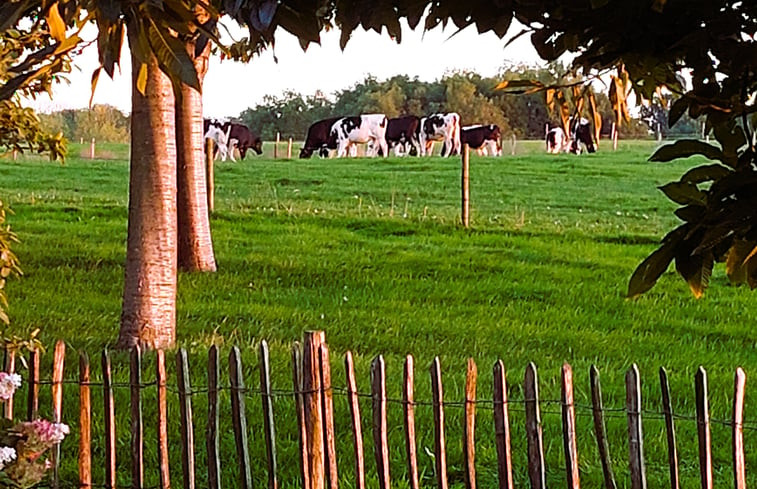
176;31;217;272
118;51;177;350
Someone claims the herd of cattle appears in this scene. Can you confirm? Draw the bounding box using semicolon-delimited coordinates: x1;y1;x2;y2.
203;112;597;161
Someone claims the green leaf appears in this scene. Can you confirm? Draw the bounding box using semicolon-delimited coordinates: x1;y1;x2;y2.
658;181;706;206
680;164;731;184
145;17;200;92
649;139;724;163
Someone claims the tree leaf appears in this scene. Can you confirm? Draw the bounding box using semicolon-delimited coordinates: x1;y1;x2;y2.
89;66;101;108
674;204;705;222
679;164;731;184
136;63;148;95
145;17;200;91
668;95;689;127
494;79;545;93
725;239;755;285
46;2;66;42
649;139;725;163
627;236;679;298
658;181;706;206
675;249;713;298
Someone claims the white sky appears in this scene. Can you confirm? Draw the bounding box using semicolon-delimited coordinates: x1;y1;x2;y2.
24;17;544;119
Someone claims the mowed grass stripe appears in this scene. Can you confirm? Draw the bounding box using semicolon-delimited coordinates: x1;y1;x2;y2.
2;139;757;488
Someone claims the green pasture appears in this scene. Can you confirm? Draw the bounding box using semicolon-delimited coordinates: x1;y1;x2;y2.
1;139;756;489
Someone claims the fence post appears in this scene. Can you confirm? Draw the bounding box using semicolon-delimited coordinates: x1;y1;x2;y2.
430;357;448;489
207;346;221;489
293;342;311;489
304;331;326;489
90;138;96;159
130;346;144;489
404;355;419;489
275;132;280;159
79;352;91;489
733;368;746;489
561;363;579;489
320;343;338;489
102;349;116;489
591;366;617;489
511;134;517;155
659;367;679;489
626;364;647;489
612;123;618;151
493;361;513;489
27;349;39;420
178;348;196;489
157;350;171;489
229;346;253;489
525;362;545;489
205;138;215;213
695;367;712;489
372;355;390;489
463;359;478;489
51;340;65;489
260;341;279;489
345;352;365;489
461;143;470;228
288;138;293;159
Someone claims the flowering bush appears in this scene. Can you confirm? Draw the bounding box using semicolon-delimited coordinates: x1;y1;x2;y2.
0;372;69;489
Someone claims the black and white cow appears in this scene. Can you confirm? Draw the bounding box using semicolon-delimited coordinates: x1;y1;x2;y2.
203;118;230;160
330;114;389;158
384;115;421;156
418;112;461;157
569;117;596;154
299;116;343;158
461;124;502;156
545;126;569;154
225;122;263;160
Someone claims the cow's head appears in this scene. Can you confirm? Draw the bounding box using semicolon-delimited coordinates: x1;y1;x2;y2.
251;137;263;155
299;147;314;159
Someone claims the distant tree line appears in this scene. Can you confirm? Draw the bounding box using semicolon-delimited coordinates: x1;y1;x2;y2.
35;66;702;144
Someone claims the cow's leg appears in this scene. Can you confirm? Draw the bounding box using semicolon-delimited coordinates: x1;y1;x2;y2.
337;139;349;158
378;138;388;158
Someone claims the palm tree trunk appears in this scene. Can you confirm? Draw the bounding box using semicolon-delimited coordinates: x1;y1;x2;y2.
176;38;217;272
118;51;178;350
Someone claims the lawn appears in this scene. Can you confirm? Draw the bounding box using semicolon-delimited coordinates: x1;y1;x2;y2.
1;139;755;489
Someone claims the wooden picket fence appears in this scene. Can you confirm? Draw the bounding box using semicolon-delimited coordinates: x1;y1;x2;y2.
1;330;750;489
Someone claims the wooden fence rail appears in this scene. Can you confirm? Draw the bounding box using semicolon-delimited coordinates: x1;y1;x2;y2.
0;331;752;489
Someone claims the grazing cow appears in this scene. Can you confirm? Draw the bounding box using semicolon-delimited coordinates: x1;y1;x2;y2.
299;116;343;158
569;117;596;154
546;126;569;153
203;119;229;160
331;114;389;158
418;112;461;157
461;124;502;156
225;122;263;160
384;116;421;156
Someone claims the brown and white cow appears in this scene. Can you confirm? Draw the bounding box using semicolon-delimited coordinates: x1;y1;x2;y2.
226;122;263;160
569;117;597;154
331;114;389;157
461;124;502;156
299;116;343;158
384;115;421;156
418;112;461;157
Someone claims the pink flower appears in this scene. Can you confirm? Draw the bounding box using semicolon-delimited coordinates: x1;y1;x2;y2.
14;420;69;456
0;372;21;401
0;445;16;470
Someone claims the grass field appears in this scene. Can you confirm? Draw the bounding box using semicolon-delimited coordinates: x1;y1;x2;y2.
2;139;756;489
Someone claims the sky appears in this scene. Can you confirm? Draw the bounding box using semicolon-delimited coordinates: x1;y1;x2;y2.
23;16;544;119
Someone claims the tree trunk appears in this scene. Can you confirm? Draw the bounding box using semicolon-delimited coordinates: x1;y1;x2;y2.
117;51;178;350
176;18;217;272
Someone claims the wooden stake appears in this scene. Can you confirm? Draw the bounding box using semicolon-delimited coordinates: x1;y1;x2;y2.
626;364;647;489
51;340;65;489
205;137;215;213
430;357;448;489
320;343;338;489
27;349;39;420
177;348;196;489
3;349;14;419
659;368;679;489
260;341;279;489
561;363;580;489
130;346;144;489
229;346;252;489
207;346;221;489
304;331;326;489
102;350;116;489
493;361;513;489
590;366;617;489
293;342;311;489
288;138;293;159
463;359;478;489
157;350;171;489
524;362;545;489
79;352;91;489
404;355;419;489
695;367;712;489
372;355;390;489
275;132;280;158
90;138;96;159
345;352;365;489
733;368;746;489
461;143;470;228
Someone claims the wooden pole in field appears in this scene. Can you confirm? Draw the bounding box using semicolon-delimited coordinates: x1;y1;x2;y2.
611;123;618;151
659;368;679;489
461;143;470;228
345;352;365;489
320;343;338;489
404;356;419;489
11;149;17;161
275;132;280;158
288;138;293;159
51;340;65;489
493;361;513;489
695;367;712;489
27;349;39;420
511;134;516;155
207;346;221;489
304;331;326;489
177;349;196;489
3;349;14;419
79;352;92;489
102;350;117;489
260;341;279;489
372;355;390;489
733;368;746;489
525;363;545;489
292;343;311;489
626;364;646;489
430;357;448;489
591;366;617;489
157;350;171;489
561;364;580;489
205;138;215;213
463;359;478;489
90;138;96;159
130;346;144;489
